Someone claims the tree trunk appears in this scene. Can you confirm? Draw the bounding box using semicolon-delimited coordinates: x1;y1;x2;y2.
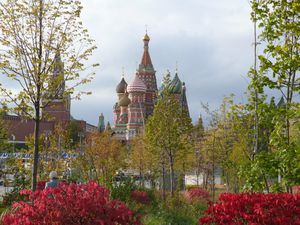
225;172;230;192
31;0;43;192
32;107;40;191
212;135;216;201
263;173;269;193
253;0;259;158
162;159;166;201
203;167;208;189
170;155;175;197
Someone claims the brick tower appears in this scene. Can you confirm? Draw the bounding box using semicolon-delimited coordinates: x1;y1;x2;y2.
43;52;70;121
127;73;146;136
136;33;157;118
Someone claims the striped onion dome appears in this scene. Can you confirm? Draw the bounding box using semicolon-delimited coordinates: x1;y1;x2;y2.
127;73;147;93
118;93;131;107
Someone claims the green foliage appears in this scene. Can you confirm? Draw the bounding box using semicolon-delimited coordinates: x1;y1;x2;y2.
0;0;98;190
0;117;10;152
2;171;30;207
240;151;278;192
145;90;193;194
252;1;300;92
63;121;83;149
244;0;300;192
111;178;137;203
0;0;98;112
142;192;206;225
129;135;158;188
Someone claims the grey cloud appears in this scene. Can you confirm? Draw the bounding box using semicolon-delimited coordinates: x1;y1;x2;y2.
70;0;255;126
2;0;256;127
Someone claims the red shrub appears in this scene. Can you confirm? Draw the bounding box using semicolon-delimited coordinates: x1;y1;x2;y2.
185;187;210;201
2;181;141;225
131;190;150;204
199;192;300;225
37;181;46;190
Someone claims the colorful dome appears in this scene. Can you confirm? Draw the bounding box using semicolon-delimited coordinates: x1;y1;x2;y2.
118;93;131;107
169;73;182;94
127;74;147;93
116;77;127;93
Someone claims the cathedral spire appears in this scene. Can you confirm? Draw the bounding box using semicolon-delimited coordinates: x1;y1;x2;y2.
181;82;189;116
53;50;64;78
48;49;66;99
98;113;105;132
136;32;157;118
140;32;153;68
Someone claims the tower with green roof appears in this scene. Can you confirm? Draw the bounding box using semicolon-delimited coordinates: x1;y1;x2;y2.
97;113;105;132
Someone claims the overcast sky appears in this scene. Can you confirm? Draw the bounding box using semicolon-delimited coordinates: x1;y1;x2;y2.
70;0;254;126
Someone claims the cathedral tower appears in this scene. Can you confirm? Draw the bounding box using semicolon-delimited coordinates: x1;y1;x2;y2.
43;51;70;121
136;33;157;118
127;73;146;134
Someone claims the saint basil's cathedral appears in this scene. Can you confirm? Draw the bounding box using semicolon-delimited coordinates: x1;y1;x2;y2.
112;33;190;140
1;33;190;148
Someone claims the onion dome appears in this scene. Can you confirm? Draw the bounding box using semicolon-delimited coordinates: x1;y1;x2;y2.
118;93;131;107
116;77;127;93
127;74;147;93
143;33;150;42
169;73;182;94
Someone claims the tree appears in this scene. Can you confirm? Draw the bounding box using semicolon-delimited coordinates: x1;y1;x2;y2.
253;0;300;140
64;120;84;150
78;132;124;187
251;0;300;191
0;0;98;190
201;97;257;193
130;134;158;187
192;115;205;186
0;113;10;152
145;91;192;196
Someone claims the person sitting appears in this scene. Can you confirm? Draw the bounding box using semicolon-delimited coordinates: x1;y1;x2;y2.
45;171;59;189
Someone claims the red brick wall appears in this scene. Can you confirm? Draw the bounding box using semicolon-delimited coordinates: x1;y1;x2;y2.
4;115;55;142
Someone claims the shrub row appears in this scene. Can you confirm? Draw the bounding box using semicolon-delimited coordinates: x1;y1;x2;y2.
2;181;141;225
200;192;300;225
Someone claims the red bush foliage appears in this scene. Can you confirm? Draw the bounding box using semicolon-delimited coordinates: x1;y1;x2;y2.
131;190;150;204
37;181;46;190
2;181;141;225
185;187;210;201
199;192;300;225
